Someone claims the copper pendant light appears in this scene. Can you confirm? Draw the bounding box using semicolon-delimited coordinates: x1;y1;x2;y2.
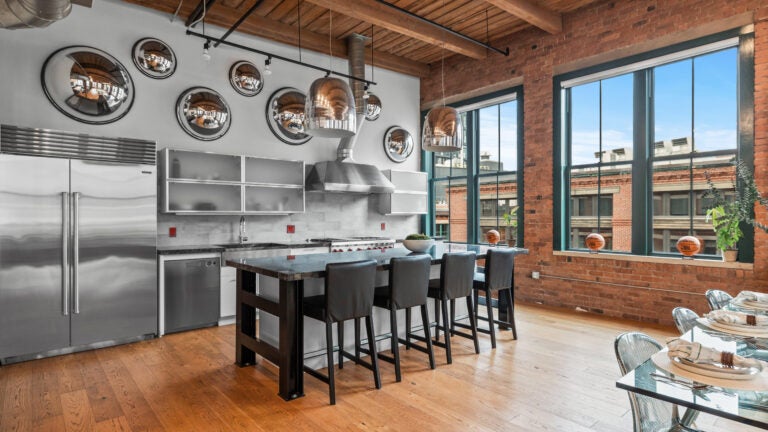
305;8;356;138
421;0;462;153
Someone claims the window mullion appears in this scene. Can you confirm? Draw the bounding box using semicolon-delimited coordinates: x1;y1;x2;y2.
631;70;651;255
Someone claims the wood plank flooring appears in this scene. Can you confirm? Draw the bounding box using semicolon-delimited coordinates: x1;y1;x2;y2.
0;304;761;431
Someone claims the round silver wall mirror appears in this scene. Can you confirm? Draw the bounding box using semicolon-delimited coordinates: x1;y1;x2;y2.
42;46;134;124
132;38;176;79
266;87;312;145
229;61;263;97
383;126;414;163
175;87;231;141
365;93;382;121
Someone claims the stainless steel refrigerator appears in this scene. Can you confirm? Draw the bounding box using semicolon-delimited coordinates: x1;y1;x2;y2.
0;125;157;364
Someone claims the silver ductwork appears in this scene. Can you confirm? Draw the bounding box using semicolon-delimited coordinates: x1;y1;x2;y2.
0;0;72;29
306;34;395;194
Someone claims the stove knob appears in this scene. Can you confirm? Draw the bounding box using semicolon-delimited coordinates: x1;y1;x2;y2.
347;248;353;251
357;248;363;251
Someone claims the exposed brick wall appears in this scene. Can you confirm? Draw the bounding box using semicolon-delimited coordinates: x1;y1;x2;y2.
421;0;768;326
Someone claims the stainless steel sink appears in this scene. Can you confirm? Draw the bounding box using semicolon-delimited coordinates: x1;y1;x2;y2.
219;243;292;267
217;242;289;249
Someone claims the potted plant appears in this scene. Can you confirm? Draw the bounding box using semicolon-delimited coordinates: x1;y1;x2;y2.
706;204;741;262
502;207;518;247
403;233;435;253
704;160;768;261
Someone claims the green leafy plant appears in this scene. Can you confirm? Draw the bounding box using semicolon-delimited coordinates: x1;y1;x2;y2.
706;205;742;251
502;207;518;228
405;233;431;240
704;160;768;251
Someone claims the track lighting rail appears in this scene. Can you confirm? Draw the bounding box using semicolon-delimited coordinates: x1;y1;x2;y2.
212;0;265;48
186;30;378;86
186;0;216;27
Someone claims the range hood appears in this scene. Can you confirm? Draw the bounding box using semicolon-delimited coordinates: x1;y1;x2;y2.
305;34;395;194
306;160;394;194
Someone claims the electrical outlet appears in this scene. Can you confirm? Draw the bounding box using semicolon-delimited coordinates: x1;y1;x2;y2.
532;271;540;280
169;227;176;237
380;222;386;231
287;224;295;234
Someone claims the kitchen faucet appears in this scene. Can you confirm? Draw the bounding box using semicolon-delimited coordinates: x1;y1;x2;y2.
239;216;248;244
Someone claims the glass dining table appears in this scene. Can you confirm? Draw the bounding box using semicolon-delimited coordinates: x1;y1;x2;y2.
616;324;768;428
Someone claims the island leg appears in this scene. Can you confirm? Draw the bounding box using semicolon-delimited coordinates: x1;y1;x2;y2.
278;279;305;401
236;269;257;366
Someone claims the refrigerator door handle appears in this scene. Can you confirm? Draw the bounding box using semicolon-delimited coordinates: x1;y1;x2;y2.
61;192;70;316
72;192;81;315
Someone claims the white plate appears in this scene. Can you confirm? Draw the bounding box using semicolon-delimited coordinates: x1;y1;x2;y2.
697;318;768;337
707;319;768;335
671;356;760;380
738;299;768;311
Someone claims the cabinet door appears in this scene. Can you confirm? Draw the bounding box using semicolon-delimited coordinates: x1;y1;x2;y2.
0;155;71;360
220;266;237;318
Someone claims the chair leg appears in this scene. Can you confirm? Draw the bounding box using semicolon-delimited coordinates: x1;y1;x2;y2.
405;307;412;350
421;304;435;370
354;317;361;362
337;321;344;369
366;316;382;389
434;297;441;342
473;289;479;318
505;288;517;340
390;307;402;382
485;288;497;349
325;321;336;405
450;299;457;334
441;298;452;364
466;296;480;354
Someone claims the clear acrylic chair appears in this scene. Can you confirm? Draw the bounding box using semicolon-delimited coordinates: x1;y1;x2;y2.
672;307;700;335
705;289;733;311
614;332;701;432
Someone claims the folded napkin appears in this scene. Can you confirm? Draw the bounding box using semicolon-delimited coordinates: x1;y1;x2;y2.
707;309;768;327
666;338;763;371
738;291;768;304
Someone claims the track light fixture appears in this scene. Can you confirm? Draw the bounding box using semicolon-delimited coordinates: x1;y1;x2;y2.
202;40;211;61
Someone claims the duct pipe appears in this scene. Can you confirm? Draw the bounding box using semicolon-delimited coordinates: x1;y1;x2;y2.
0;0;72;29
337;33;368;161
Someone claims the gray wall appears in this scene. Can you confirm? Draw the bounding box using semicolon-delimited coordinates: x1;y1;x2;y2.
0;0;421;245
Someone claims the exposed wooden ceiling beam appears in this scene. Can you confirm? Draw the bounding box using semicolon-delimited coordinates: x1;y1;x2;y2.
204;7;431;77
302;0;487;60
482;0;562;34
121;0;429;77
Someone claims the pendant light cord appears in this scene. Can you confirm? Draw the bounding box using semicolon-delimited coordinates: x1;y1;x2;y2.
440;0;446;107
298;0;302;62
329;9;333;72
371;25;375;82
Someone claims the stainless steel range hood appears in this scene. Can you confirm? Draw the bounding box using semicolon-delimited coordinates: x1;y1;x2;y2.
305;34;395;194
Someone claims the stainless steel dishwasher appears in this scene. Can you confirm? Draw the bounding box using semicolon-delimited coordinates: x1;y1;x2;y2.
164;258;220;334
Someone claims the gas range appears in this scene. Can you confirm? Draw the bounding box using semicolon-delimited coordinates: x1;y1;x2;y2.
309;237;396;253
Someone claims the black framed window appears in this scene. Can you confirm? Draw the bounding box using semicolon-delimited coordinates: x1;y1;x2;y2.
554;30;754;261
425;88;524;245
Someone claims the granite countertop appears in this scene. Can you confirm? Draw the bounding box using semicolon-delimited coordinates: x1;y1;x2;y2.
157;241;329;255
227;243;529;281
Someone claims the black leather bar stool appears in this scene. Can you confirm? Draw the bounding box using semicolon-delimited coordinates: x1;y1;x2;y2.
426;251;480;364
302;260;381;405
472;248;517;348
363;255;434;382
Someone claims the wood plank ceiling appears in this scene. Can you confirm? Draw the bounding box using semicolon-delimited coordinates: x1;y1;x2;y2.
123;0;601;77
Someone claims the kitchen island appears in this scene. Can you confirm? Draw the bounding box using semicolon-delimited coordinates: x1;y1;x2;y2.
226;243;528;401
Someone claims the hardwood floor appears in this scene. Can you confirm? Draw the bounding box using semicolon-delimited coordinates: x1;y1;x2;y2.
0;304;760;431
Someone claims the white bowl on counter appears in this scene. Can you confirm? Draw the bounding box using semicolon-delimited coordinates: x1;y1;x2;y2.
402;239;435;253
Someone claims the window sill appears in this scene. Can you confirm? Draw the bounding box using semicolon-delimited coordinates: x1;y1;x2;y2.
552;250;754;270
